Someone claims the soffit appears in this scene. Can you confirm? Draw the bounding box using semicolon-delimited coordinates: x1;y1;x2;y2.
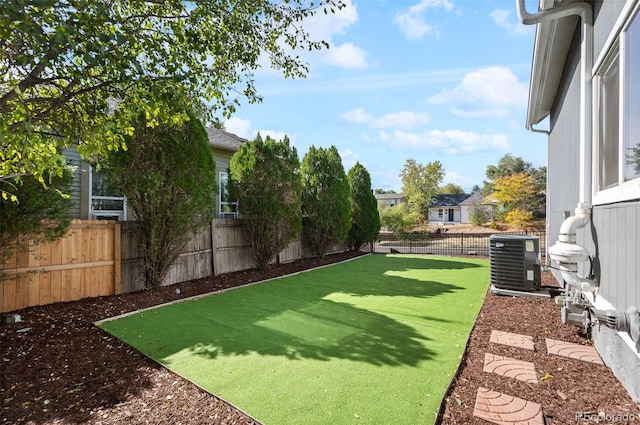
527;0;580;126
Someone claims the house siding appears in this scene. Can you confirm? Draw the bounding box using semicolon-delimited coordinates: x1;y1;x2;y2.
547;0;640;402
548;1;640;312
62;148;83;219
427;208;461;223
592;202;640;310
592;1;627;57
548;24;584;278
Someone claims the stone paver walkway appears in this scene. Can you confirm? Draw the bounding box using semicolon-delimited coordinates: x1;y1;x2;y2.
474;387;544;425
483;353;538;384
489;330;535;351
545;338;604;365
474;331;606;424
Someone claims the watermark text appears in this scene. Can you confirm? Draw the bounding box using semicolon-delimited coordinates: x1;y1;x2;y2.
576;411;636;422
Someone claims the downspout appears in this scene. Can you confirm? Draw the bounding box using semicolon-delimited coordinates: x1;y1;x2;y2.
528;125;550;263
516;0;596;292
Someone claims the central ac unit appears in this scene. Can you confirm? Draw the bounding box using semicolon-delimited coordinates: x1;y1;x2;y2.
490;234;541;291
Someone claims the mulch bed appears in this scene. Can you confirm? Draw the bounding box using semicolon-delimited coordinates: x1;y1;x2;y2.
438;271;640;424
2;252;638;424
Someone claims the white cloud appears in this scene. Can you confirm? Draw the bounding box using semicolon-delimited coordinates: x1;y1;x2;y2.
426;66;528;118
324;43;368;69
224;117;252;139
377;129;510;154
393;0;456;40
302;0;358;39
223;117;294;144
254;130;291;143
297;0;369;69
443;171;473;188
491;8;533;36
342;108;431;128
339;148;362;170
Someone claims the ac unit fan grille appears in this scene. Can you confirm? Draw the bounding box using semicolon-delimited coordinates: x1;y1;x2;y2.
490;235;540;291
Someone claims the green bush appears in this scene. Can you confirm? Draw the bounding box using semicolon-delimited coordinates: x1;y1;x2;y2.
230;134;302;270
379;203;416;234
102;88;216;289
347;163;380;251
301;146;351;257
468;206;491;226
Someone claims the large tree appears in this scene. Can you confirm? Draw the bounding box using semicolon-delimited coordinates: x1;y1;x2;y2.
483;153;546;219
301;145;351;257
347;163;380;251
439;182;465;194
400;159;445;220
100;87;217;289
230;134;302;270
0;0;343;201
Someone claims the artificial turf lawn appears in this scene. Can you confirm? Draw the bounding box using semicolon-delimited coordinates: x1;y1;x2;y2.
98;254;489;424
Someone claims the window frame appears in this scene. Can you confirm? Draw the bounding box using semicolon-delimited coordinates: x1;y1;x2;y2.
218;171;238;219
88;165;127;221
593;4;640;205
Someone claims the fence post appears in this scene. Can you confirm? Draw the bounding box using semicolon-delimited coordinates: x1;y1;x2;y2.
460;233;464;256
114;222;121;295
209;219;216;277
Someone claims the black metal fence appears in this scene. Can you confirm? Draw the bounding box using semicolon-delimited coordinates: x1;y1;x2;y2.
366;231;546;257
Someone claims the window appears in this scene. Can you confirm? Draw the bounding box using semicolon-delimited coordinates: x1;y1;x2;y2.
90;166;126;220
597;51;619;191
219;172;238;218
438;208;443;218
594;8;640;204
624;11;640;183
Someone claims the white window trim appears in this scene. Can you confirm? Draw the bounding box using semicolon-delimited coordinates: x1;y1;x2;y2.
592;2;640;206
88;165;127;221
218;171;238;219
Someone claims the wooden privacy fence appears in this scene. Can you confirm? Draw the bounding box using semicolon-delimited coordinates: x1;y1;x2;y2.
1;220;121;313
120;222;215;293
1;218;349;312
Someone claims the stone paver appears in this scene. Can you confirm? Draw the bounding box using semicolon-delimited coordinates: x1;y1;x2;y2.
483;353;538;384
473;387;544;425
490;330;535;351
545;338;604;365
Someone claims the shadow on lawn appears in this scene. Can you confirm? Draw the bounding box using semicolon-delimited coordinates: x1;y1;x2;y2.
101;255;486;369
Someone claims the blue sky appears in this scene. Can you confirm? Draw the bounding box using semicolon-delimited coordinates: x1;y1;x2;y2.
224;0;545;193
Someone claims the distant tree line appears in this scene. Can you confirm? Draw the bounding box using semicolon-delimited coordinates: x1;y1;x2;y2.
377;153;546;232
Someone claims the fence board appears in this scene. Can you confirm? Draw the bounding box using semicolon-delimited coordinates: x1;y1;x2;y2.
0;220;121;313
213;219;255;275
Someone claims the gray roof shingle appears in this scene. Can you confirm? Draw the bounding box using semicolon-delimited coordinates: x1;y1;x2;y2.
206;127;246;152
430;193;472;207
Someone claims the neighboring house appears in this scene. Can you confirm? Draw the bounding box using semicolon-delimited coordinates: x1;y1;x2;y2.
374;192;405;207
428;194;471;224
518;0;640;402
63;127;245;221
459;192;494;224
206;128;246;219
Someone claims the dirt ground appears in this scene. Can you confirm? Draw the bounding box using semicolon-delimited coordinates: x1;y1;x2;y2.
2;251;638;424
